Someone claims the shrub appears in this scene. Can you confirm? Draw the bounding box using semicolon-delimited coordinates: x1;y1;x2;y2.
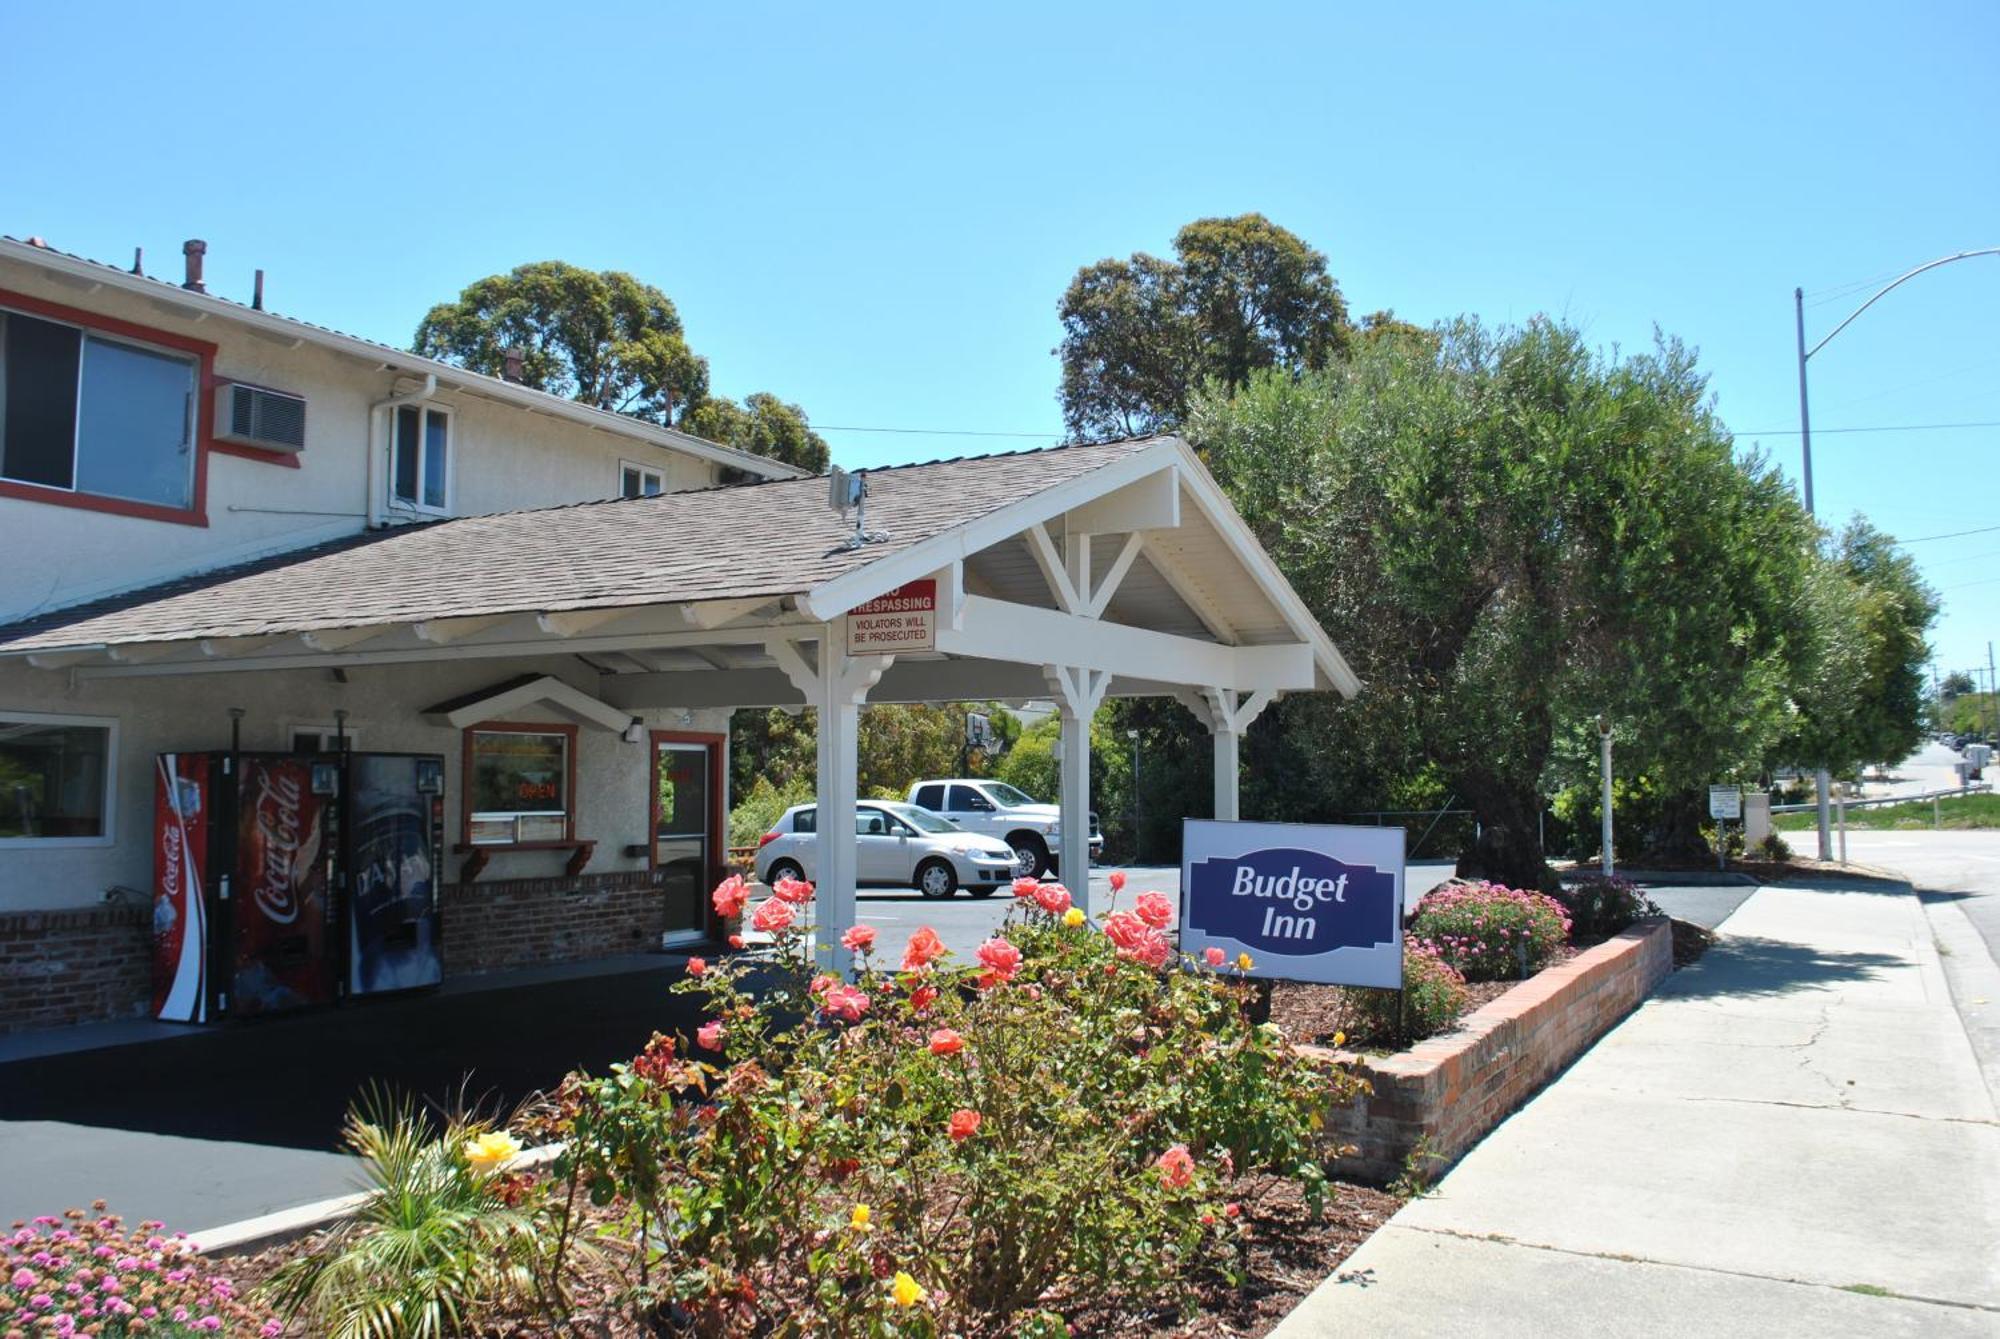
262;1092;549;1339
1554;874;1662;940
1753;831;1794;862
1409;881;1570;981
1338;939;1470;1045
2;1203;279;1336
527;872;1366;1334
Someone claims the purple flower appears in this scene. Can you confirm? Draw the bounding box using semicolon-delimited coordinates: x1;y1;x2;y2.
10;1267;35;1288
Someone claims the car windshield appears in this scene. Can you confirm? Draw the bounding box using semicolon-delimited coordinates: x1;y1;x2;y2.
885;803;959;835
981;782;1035;807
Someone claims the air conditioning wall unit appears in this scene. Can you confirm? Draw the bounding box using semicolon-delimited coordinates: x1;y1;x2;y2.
214;382;307;453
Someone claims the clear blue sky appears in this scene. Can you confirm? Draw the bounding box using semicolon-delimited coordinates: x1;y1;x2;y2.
5;2;1996;679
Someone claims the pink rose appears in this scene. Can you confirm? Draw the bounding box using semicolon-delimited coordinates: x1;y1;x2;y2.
773;875;816;905
1135;891;1173;929
1157;1143;1195;1189
841;924;877;954
1109;870;1127;893
1032;883;1072;916
821;984;871;1024
751;898;795;935
975;937;1022;984
686;956;707;977
1012;876;1042;899
903;927;947;971
711;875;750;919
1203;946;1226;968
928;1028;964;1055
697;1020;725;1051
809;973;838;996
908;983;938;1013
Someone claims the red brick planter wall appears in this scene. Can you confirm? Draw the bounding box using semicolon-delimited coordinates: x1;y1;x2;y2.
0;872;678;1033
1309;917;1673;1185
439;869;674;975
0;904;151;1034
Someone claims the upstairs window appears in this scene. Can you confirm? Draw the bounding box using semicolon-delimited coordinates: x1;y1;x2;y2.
391;404;450;513
1;308;197;510
621;461;664;498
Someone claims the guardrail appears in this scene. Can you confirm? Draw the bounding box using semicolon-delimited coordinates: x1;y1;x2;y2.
1770;783;1990;814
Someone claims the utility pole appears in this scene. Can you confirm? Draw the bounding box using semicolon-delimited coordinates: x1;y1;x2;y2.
1598;715;1615;877
1796;287;1834;861
1989;642;1998;745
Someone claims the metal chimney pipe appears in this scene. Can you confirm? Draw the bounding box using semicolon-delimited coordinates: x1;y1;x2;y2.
182;239;207;293
131;247;144;276
252;268;265;311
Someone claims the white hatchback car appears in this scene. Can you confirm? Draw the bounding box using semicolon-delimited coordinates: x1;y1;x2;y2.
755;801;1023;899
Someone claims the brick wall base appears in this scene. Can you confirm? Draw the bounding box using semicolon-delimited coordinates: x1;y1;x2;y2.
0;871;686;1033
0;904;151;1034
439;869;679;976
1309;917;1673;1185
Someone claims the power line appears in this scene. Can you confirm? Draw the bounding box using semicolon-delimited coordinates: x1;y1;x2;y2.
1940;575;2000;592
815;424;1061;439
1900;523;2000;545
1733;419;2000;437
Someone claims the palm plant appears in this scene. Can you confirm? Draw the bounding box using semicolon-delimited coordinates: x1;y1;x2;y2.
262;1089;540;1339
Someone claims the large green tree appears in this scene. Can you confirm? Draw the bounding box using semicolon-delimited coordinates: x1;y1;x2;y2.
414;261;831;472
681;392;831;473
1056;214;1350;441
414;261;708;422
1189;319;1822;886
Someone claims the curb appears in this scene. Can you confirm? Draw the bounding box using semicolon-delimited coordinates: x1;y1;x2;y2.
188;1142;565;1258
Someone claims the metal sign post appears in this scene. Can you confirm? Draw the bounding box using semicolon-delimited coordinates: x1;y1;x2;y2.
1708;785;1742;872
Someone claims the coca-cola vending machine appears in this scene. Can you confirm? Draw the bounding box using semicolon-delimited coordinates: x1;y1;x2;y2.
152;750;446;1022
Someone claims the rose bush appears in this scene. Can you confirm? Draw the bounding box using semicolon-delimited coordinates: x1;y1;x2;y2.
1408;881;1571;981
1553;874;1661;941
524;872;1366;1334
1338;938;1471;1045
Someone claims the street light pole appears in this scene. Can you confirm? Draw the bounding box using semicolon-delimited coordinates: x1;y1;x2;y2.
1598;715;1614;878
1793;247;2000;864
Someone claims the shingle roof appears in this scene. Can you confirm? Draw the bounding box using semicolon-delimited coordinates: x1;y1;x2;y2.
0;438;1165;653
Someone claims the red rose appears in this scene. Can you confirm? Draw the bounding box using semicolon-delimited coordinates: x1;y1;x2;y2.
1156;1143;1195;1189
712;875;750;919
686;956;707;977
928;1028;964;1055
908;984;938;1014
947;1108;982;1142
1135;891;1173;929
902;926;947;971
1108;870;1127;893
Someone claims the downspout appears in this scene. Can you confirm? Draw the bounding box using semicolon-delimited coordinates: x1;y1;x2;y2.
365;374;437;528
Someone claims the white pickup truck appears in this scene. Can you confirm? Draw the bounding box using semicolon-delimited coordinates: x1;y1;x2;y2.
905;778;1103;878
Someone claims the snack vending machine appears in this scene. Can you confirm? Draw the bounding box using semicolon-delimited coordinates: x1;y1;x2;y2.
152;750;445;1022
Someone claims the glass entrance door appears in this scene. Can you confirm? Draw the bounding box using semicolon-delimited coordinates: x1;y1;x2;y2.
653;737;718;945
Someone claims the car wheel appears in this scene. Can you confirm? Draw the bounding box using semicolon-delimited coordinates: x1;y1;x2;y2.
967;885;999;899
916;858;959;899
767;858;805;887
1009;833;1050;879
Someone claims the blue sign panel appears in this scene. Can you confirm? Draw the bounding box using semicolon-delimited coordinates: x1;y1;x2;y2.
1180;820;1405;988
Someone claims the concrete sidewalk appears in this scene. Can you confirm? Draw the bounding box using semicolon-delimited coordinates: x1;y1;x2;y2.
1275;876;2000;1336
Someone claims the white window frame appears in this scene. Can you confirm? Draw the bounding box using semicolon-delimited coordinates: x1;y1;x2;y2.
287;723;359;753
389;402;453;517
0;709;119;850
620;459;665;498
0;305;199;509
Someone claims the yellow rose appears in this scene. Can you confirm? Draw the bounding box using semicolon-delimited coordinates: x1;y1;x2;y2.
1062;907;1086;928
463;1130;522;1172
890;1271;927;1308
850;1204;871;1231
1333;1031;1347;1047
1236;952;1255;971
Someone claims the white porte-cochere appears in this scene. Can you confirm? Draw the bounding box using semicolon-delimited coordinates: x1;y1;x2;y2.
0;434;1358;974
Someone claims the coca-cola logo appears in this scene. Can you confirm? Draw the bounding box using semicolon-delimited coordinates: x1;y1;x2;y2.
160;820;183;902
250;769;317;926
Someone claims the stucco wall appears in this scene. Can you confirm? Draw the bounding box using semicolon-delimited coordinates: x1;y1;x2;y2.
0;656;732;912
0;255;723;627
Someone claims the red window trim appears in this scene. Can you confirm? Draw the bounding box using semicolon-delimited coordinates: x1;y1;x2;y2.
0;285;222;526
461;720;581;846
651;731;727;935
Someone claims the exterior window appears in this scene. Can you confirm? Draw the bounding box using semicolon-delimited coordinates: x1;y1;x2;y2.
466;725;572;844
621;461;664;498
0;712;116;846
391;405;449;512
1;308;196;509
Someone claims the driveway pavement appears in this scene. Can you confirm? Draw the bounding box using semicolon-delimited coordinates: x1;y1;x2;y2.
1274;860;2000;1337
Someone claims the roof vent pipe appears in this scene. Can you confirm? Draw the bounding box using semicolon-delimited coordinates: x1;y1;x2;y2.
182;239;207;293
132;247;144;277
252;269;265;311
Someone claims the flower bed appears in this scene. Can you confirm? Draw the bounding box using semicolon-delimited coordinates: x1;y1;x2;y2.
209;872;1388;1337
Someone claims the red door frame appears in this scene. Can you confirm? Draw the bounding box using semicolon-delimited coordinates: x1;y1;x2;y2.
649;731;726;936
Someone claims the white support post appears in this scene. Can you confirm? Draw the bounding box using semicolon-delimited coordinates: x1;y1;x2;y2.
1044;664;1110;914
1194;687;1277;824
772;628;893;976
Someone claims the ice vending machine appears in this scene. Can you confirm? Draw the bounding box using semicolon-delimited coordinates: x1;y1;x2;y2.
152;750;446;1022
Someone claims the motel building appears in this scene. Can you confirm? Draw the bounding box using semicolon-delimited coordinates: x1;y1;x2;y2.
0;234;1358;1038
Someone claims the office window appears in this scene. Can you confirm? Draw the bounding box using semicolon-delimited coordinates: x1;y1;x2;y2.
466;726;572;844
0;712;115;845
1;308;196;509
